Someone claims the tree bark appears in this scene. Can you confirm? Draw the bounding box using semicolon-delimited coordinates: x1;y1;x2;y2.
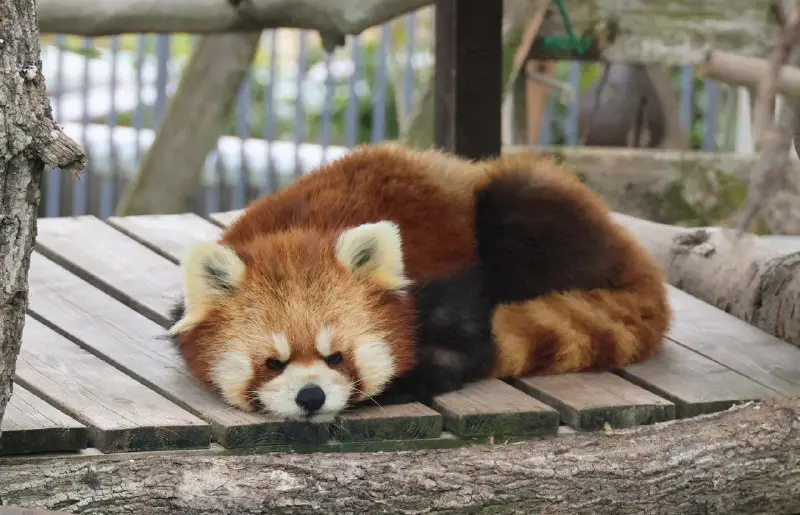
115;32;261;216
0;0;86;432
613;212;800;348
1;398;798;514
35;0;436;49
34;0;777;66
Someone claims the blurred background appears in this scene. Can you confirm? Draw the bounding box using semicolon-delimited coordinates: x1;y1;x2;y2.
38;5;785;226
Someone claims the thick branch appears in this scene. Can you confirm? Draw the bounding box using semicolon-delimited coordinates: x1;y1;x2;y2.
613;212;800;347
697;50;800;99
753;1;800;143
1;398;799;513
36;0;435;47
34;0;778;65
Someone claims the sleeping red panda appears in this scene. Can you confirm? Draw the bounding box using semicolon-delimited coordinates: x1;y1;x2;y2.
166;143;671;422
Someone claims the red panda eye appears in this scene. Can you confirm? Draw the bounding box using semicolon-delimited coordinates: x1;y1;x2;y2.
324;352;343;366
266;358;286;371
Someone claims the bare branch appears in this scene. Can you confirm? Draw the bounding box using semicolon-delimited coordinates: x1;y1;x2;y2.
36;0;435;41
34;120;88;179
696;49;800;98
753;1;800;144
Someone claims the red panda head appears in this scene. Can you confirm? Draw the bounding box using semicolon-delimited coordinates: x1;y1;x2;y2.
169;221;418;423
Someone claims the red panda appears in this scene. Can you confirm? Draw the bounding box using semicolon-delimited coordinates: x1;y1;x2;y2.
166;143;671;423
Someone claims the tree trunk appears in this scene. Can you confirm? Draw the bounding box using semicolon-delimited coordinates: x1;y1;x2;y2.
613;212;800;348
115;32;261;216
646;65;688;149
0;0;86;432
1;398;798;514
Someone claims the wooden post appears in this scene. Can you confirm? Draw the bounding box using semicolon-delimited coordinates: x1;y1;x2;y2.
434;0;503;159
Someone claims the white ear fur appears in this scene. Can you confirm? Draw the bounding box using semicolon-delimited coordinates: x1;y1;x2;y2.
168;242;245;335
335;221;410;291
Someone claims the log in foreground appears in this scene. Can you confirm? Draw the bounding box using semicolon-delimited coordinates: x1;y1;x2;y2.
1;398;799;514
613;212;800;348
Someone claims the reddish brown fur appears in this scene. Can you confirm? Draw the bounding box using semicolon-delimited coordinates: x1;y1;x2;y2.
175;143;670;399
177;228;417;390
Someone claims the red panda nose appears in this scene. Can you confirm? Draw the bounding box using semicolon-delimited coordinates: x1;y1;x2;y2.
296;384;326;414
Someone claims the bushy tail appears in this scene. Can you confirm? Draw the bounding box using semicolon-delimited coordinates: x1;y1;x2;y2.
473;155;671;376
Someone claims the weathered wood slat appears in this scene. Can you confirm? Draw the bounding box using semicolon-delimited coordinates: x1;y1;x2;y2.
26;252;329;448
431;379;559;438
335;403;443;442
511;372;675;430
107;213;223;263
620;340;780;418
0;384;88;456
108;214;445;442
14;316;210;453
35;216;181;327
667;287;800;396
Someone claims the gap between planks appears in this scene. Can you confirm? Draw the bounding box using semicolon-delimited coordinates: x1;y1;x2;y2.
29;213;800;445
207;210;771;428
27;250;442;447
104;214;676;433
14;316;210;454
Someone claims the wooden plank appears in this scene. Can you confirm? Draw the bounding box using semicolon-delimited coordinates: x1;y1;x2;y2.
208;209;242;227
511;372;675;431
26;252;329;448
434;0;502;160
667;286;800;396
105;214;445;443
107;213;223;263
0;384;88;456
35;215;180;327
619;339;781;418
431;379;559;438
335;403;443;442
14;316;210;453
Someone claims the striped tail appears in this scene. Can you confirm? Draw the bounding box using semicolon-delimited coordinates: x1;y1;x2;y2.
473;154;671;377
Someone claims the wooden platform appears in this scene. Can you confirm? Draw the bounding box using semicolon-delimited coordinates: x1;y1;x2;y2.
2;211;800;457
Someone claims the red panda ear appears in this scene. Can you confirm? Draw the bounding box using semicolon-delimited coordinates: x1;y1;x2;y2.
334;221;411;291
168;242;245;335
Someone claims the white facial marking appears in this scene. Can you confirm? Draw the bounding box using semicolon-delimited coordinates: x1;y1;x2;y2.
353;338;396;396
315;327;334;356
257;361;350;423
270;332;291;361
211;351;254;411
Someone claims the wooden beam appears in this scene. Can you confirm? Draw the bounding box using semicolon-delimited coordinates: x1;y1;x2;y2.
434;0;502;160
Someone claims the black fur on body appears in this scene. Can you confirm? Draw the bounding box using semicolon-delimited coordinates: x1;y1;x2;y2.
370;169;624;406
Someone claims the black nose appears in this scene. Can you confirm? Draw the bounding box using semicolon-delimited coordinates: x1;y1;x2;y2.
295;385;326;414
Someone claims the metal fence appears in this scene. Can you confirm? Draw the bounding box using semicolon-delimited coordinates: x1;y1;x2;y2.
40;9;739;220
